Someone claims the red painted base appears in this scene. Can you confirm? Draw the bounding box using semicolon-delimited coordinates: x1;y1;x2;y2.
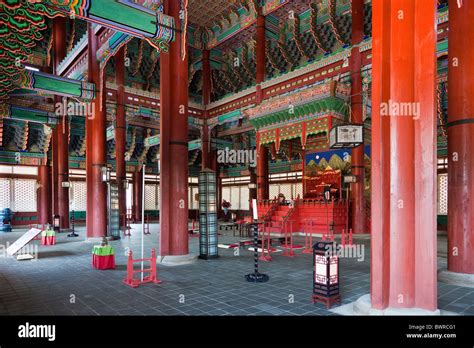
312;294;341;309
123;277;162;288
122;249;162;288
92;254;115;270
282;250;296;257
41;236;56;246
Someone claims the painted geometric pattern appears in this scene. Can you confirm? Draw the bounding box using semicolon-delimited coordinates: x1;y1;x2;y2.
13;179;37;212
438;174;447;215
145;184;160;211
70;181;87;212
269;182;302;200
221;186;249;210
0;179;11;209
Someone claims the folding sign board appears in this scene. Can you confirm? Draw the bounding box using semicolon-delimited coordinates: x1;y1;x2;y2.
7;228;42;256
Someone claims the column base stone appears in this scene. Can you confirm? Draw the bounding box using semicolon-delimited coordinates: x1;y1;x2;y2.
85;236;114;243
438;269;474;288
157;253;198;266
331;294;450;316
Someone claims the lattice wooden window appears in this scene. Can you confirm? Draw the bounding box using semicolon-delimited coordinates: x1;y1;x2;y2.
0;179;11;209
70;181;87;211
145;184;160;210
269;185;279;200
222;187;231;207
13;179;36;212
240;187;249;210
231;187;240;208
294;182;303;199
279;183;292;200
269;183;301;200
189;186;198;210
438;174;448;215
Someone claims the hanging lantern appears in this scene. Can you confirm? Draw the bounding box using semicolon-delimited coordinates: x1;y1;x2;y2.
312;241;341;308
329;124;364;149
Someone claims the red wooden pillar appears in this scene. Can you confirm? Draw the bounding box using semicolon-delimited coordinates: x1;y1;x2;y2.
159;0;189;256
52;17;67;221
255;12;266;104
249;167;257;202
115;47;127;227
371;0;437;311
201;50;212;170
201;123;211;170
132;168;143;222
38;165;52;226
86;24;107;238
202;49;211;105
255;10;269;200
447;1;474;275
350;0;365;234
257;145;269;200
57;113;70;229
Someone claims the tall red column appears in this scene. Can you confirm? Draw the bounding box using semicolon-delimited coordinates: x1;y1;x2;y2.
255;12;266;104
38;164;52;226
257;145;269;200
371;0;437;311
86;24;107;238
350;0;365;234
202;49;211;105
201;122;211;170
249;167;257;202
159;0;189;256
132;168;143;222
201;49;212;170
255;9;269;201
447;0;474;275
57;112;70;229
115;47;127;227
52;17;67;222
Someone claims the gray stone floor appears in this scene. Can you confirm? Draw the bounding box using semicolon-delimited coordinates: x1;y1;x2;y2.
0;225;472;316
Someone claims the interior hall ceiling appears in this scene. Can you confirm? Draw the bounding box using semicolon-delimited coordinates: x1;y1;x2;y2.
187;0;244;29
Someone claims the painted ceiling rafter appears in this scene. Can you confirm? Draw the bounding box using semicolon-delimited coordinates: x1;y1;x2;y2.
43;0;175;52
292;15;310;60
327;0;346;46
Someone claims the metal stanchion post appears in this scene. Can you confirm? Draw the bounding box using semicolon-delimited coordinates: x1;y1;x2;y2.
67;210;78;237
245;222;269;283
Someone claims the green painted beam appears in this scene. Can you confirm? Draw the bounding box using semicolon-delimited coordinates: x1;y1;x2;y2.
1;105;58;125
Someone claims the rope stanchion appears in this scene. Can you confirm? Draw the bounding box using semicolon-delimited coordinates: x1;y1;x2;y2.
302;220;314;254
245;222;269;283
258;222;272;262
67;210;79;237
123;248;162;288
122;213;132;237
282;220;296;257
143;214;150;235
282;220;295;257
342;228;353;247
